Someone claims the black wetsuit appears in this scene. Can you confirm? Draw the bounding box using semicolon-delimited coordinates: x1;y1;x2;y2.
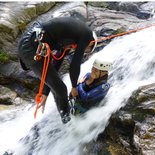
18;17;94;118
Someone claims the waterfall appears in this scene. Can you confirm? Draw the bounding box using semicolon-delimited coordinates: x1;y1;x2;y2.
1;26;155;155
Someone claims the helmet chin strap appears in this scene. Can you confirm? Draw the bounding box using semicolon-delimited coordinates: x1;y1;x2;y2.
99;70;102;78
99;71;107;78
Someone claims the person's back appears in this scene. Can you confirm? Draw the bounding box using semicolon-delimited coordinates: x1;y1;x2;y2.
41;17;93;49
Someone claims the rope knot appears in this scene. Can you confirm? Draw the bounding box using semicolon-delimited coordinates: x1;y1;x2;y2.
35;94;43;104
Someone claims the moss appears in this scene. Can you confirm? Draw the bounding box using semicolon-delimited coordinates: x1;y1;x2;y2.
0;105;15;111
18;21;28;33
143;132;153;140
0;49;10;63
108;144;128;155
112;28;126;35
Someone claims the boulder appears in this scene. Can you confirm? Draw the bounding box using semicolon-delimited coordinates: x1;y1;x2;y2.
0;85;17;105
0;61;39;99
0;1;55;55
85;83;155;155
37;2;87;23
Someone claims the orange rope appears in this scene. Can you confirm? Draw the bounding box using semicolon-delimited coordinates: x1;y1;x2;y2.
51;44;77;60
34;43;77;118
34;43;51;119
89;23;155;45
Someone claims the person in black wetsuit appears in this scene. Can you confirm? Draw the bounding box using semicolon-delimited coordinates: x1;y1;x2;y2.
18;17;97;124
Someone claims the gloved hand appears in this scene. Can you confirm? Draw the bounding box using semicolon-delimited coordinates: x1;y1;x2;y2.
70;87;78;97
38;94;47;113
78;76;86;84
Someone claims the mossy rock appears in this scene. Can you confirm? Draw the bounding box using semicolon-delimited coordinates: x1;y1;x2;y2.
0;85;17;105
35;2;56;15
0;49;10;64
108;143;129;155
112;28;126;35
0;104;15;111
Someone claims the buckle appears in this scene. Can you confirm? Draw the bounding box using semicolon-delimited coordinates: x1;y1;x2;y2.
34;27;45;42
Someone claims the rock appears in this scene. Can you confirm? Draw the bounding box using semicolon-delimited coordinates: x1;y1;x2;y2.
139;1;155;15
87;2;109;8
87;5;146;33
0;85;17;105
0;61;40;99
14;97;22;105
136;11;153;19
107;2;154;19
91;83;155;155
38;2;87;22
108;2;141;14
0;1;55;55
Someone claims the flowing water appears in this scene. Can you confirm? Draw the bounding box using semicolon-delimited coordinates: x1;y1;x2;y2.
1;26;155;155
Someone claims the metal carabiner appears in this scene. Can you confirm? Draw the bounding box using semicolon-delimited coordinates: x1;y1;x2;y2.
34;27;44;42
68;98;75;115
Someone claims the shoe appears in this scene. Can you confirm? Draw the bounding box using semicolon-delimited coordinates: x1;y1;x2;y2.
60;111;71;124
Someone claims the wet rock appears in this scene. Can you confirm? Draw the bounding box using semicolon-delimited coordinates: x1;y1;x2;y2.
0;1;55;55
107;2;154;19
0;85;30;109
87;5;146;34
90;83;155;155
134;117;155;155
38;2;87;23
0;85;17;105
0;61;39;99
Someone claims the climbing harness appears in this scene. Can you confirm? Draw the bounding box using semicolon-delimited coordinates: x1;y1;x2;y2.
33;30;77;118
68;97;87;115
34;23;155;118
34;42;78;118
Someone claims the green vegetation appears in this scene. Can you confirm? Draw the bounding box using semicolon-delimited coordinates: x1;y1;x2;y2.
18;21;27;33
112;28;126;35
108;144;129;155
0;105;15;111
0;49;10;63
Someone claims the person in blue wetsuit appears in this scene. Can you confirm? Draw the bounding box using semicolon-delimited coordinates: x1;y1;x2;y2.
73;58;112;114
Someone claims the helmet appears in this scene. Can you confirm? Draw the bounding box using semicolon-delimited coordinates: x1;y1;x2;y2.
93;58;112;71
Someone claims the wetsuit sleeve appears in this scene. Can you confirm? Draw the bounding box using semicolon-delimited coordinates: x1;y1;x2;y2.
69;39;90;88
78;83;110;103
42;84;50;96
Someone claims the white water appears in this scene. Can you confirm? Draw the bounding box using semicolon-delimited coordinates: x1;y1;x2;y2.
1;26;155;155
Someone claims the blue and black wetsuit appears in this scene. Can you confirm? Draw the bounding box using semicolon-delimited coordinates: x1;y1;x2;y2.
18;17;94;117
77;73;110;110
